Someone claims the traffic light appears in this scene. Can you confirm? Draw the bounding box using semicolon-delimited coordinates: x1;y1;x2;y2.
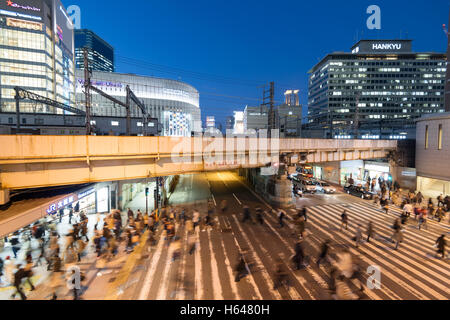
145;187;149;196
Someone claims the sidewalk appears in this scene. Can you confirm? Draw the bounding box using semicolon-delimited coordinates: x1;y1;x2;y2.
0;211;108;299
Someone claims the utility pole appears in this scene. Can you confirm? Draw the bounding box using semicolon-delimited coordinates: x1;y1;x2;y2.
268;82;276;132
83;48;92;136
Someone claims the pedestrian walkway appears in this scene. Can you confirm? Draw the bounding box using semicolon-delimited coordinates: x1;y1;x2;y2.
2;173;448;300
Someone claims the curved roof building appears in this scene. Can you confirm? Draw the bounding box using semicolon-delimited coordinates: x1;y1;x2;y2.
75;70;201;136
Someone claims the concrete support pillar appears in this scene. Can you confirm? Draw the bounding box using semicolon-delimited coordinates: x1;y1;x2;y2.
0;188;10;206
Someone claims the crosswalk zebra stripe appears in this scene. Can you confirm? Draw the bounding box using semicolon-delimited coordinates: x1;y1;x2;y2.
308;205;448;299
266;208;388;300
241;218;303;300
217;224;241;300
224;216;263;300
194;227;204;300
231;215;282;300
350;202;450;244
305;206;414;300
327;204;450;294
138;229;167;300
262;211;328;299
207;228;224;300
334;203;450;273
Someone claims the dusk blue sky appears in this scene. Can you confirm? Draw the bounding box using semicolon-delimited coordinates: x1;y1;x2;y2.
64;0;450;128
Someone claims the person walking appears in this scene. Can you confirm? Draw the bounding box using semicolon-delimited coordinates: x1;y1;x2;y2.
10;233;20;259
58;208;64;223
418;211;428;230
392;227;403;250
298;207;308;222
435;235;447;259
340;210;348;231
255;208;264;225
295;216;306;239
353;225;363;248
188;233;196;255
293;241;305;270
193;210;201;230
278;210;286;228
234;254;248;282
273;258;289;289
11;266;28;300
317;240;331;267
366;221;375;243
68;209;73;225
242;206;252;224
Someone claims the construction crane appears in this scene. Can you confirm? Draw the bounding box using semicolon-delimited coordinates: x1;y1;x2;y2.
14;87;85;132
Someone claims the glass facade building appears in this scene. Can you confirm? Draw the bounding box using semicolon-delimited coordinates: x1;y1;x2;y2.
75;69;201;137
306;40;446;140
0;0;75;114
75;29;114;73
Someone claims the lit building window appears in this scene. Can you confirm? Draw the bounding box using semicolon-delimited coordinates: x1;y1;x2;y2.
111;121;119;127
438;124;443;150
425;125;429;149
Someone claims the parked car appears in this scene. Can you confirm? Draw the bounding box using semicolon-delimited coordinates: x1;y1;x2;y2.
315;181;337;194
293;177;317;194
288;173;299;181
344;185;376;200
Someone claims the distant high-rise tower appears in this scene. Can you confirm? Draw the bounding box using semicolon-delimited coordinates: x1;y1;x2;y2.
75;29;114;72
445;9;450;112
284;90;300;106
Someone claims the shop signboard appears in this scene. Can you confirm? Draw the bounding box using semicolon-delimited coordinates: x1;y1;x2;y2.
78;187;95;199
46;195;75;215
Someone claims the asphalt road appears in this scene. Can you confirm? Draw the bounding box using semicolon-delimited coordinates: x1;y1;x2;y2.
15;171;450;300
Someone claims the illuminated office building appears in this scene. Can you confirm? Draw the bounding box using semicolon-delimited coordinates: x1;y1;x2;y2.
75;29;114;72
306;40;446;139
0;0;75;115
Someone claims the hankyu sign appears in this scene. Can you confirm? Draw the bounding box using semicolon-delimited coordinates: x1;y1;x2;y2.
372;43;402;51
351;40;412;54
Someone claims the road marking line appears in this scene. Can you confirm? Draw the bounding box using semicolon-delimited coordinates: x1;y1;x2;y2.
339;202;450;272
105;230;149;300
308;205;448;299
207;228;224;300
224;216;262;300
232;194;242;205
137;231;166;300
231;215;282;300
194;227;204;300
305;207;401;300
327;204;450;291
211;193;217;207
217;224;240;300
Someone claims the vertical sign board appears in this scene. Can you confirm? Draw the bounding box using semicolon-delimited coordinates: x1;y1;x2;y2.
52;0;74;58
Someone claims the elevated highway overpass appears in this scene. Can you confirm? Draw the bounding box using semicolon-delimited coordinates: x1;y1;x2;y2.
0;135;397;195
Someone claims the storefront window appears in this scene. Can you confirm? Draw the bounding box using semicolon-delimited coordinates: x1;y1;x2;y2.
97;187;109;213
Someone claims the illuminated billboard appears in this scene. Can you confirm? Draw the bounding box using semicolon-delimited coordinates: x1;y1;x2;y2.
0;0;44;21
53;0;73;55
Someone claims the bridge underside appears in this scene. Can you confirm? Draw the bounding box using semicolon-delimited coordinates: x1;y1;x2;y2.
0;135;396;190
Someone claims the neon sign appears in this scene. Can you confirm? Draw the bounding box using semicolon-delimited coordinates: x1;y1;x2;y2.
46;196;75;215
6;17;42;30
6;0;41;12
